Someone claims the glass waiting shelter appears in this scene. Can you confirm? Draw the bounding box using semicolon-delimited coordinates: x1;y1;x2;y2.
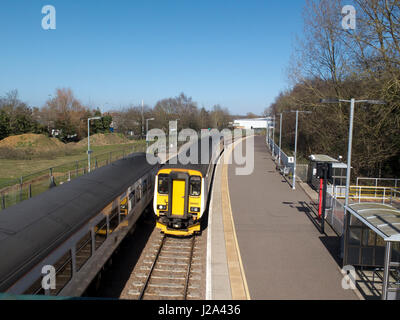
344;203;400;300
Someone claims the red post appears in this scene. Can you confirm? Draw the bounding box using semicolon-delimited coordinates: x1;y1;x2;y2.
318;178;323;218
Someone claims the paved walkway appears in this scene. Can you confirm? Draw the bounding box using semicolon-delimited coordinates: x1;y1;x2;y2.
209;135;358;300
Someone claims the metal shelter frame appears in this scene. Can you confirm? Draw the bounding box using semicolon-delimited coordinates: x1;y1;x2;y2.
344;203;400;300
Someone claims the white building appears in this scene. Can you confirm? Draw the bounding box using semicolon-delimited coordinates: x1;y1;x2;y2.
233;117;273;130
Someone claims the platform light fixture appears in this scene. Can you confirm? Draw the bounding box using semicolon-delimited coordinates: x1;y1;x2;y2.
146;117;155;149
320;97;386;263
87;116;101;172
319;98;385;209
289;110;312;190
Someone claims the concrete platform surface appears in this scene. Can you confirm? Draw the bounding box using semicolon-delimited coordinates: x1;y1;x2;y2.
220;135;359;299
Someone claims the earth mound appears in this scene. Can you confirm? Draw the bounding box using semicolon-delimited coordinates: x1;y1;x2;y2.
0;133;65;151
76;133;130;146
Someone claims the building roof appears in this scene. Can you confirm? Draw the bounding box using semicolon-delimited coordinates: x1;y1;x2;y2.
309;154;339;163
347;203;400;242
233;118;269;122
332;162;348;169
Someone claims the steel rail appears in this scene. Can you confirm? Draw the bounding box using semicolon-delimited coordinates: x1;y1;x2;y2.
183;236;196;299
138;234;166;300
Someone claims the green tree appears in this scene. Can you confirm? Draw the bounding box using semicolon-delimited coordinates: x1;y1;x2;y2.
90;109;113;133
101;114;113;132
0;109;10;140
0;89;37;136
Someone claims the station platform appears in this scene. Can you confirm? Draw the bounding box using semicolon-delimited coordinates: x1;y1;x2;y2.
207;135;359;300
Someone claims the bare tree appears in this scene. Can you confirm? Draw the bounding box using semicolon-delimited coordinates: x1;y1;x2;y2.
290;0;348;99
272;0;400;178
40;88;90;140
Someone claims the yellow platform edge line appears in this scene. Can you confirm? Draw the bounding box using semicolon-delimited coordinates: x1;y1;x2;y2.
221;137;252;300
226;169;251;300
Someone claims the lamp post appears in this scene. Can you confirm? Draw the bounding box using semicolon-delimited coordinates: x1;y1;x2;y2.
146;117;155;150
289;110;312;190
320;98;385;210
268;116;274;149
272;115;275;156
87;116;101;172
320;98;385;265
169;119;179;150
294;111;299;190
141;99;144;139
278;113;282;166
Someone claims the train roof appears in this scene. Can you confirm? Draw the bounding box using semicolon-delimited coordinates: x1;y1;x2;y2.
0;153;158;292
162;135;222;176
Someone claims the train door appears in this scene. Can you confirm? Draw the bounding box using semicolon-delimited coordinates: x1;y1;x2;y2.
172;179;186;216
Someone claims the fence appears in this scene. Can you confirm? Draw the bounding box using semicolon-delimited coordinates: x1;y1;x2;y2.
265;136;400;237
329;185;400;204
389;189;400;209
0;144;146;211
356;177;400;188
265;136;345;235
325;187;346;236
267;136;293;171
324;185;400;236
266;136;309;184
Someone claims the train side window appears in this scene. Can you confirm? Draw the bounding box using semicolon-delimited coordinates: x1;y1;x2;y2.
95;218;107;250
189;176;201;196
50;251;72;295
148;176;152;191
24;277;45;295
136;185;141;202
143;179;148;195
158;174;169;194
129;190;135;207
75;232;92;271
109;208;119;232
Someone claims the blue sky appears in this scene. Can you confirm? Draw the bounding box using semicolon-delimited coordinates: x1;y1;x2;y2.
0;0;305;115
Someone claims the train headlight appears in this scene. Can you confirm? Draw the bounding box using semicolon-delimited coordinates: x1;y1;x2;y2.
190;207;200;213
157;204;167;210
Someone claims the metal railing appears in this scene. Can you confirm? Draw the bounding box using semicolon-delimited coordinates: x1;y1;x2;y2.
266;139;400;238
0;135;199;211
266;136;309;184
324;186;400;237
356;177;400;188
329;185;400;204
0;144;146;211
325;190;345;236
267;136;293;172
389;189;400;209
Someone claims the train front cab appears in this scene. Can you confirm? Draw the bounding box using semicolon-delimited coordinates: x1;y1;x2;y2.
155;168;203;236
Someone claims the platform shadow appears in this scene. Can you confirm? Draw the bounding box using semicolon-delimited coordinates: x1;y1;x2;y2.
295;201;324;234
318;235;342;267
288;200;344;267
353;268;382;300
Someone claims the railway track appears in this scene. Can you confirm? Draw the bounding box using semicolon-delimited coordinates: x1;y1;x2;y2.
123;232;204;300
